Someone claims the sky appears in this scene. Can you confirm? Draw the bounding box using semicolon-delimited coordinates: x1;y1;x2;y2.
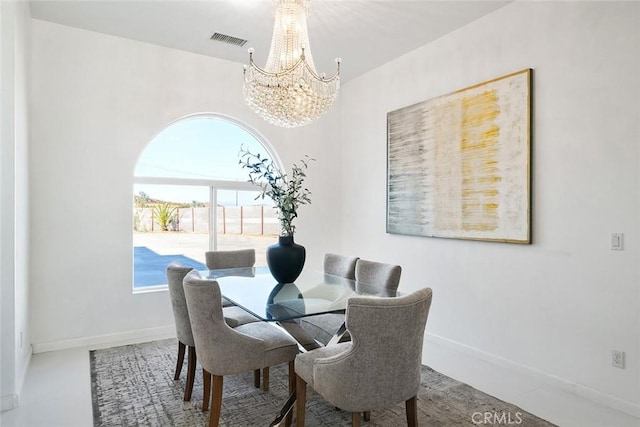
134;117;274;206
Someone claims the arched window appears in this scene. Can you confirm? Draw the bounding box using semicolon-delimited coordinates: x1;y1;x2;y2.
132;114;279;291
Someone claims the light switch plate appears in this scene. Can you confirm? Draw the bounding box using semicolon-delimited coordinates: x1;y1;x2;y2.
611;233;624;251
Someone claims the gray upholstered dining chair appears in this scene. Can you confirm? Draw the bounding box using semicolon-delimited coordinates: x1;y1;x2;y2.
166;262;262;402
205;248;256;308
295;287;433;427
183;269;299;427
323;253;359;280
300;257;401;345
202;249;277;388
205;248;255;270
354;259;402;296
297;253;359;345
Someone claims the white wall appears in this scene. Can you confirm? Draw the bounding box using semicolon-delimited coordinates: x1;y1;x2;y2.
29;20;341;349
26;0;639;416
340;0;639;413
0;0;31;411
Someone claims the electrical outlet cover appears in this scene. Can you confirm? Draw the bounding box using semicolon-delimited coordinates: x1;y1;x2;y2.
612;350;625;369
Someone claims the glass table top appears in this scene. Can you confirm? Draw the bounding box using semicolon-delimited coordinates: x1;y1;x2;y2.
201;266;395;322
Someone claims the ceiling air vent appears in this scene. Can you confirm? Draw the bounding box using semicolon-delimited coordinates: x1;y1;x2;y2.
210;32;248;47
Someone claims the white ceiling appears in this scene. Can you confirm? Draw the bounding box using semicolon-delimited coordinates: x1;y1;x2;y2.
29;0;511;83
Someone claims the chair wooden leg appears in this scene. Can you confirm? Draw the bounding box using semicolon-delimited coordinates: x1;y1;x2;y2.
262;367;270;391
174;341;186;380
406;396;418;427
209;375;224;427
295;375;306;427
184;346;196;401
288;361;295;393
284;361;295;427
202;369;211;412
352;412;361;427
363;411;371;421
254;369;261;388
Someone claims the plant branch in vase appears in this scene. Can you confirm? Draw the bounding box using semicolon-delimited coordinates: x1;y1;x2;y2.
239;147;314;283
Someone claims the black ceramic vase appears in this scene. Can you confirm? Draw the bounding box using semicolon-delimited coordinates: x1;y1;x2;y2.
266;235;306;284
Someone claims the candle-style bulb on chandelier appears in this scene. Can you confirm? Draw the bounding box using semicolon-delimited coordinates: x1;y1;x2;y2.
243;0;341;128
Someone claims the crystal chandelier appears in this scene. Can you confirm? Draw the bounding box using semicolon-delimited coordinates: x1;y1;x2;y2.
243;0;341;128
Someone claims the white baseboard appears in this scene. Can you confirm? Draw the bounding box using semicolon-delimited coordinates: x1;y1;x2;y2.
17;346;32;400
576;383;640;419
0;394;19;412
32;325;176;354
1;348;32;412
425;332;640;419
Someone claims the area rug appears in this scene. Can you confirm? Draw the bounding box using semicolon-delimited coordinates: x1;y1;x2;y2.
90;339;556;426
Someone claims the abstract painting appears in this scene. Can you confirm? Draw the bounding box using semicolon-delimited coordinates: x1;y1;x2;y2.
387;69;531;243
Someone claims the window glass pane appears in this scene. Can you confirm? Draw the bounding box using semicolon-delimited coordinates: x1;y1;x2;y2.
133;184;209;290
216;189;277;267
133;116;280;291
134;118;270;180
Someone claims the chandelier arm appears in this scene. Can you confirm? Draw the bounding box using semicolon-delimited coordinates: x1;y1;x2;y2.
248;57;340;83
302;61;340;82
247;56;305;77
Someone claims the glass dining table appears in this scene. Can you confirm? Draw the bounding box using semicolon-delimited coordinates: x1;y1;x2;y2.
205;266;358;316
199;265;396;426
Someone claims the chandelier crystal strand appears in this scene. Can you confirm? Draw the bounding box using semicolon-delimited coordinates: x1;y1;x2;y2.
243;0;340;128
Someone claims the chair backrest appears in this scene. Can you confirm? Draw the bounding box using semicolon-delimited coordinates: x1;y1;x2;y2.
314;288;433;411
182;270;267;376
166;262;196;346
354;259;402;296
204;249;255;270
323;253;359;280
